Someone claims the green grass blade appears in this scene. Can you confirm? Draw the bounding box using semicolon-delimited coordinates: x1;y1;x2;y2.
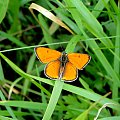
92;0;109;18
45;0;80;34
65;35;80;53
0;115;13;120
7;0;21;34
42;37;79;119
0;100;46;110
98;116;120;120
112;4;120;101
38;14;54;49
8;77;23;99
0;91;17;119
0;60;4;81
0;31;27;47
0;0;9;23
22;54;36;96
42;80;64;120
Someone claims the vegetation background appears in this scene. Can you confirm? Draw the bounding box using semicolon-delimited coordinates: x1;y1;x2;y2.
0;0;120;120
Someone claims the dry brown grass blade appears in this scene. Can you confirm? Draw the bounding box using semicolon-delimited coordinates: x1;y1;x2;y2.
29;3;74;34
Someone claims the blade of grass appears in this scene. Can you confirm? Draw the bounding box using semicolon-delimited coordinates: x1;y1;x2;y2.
98;116;120;120
35;65;48;107
0;60;4;81
45;0;80;34
102;0;117;24
0;31;27;47
8;0;21;34
0;0;9;23
79;78;93;92
42;37;78;119
112;3;120;102
0;115;13;120
65;35;80;53
92;0;109;18
42;80;64;120
0;41;68;53
0;100;47;110
8;77;23;99
110;0;119;14
22;54;36;96
29;3;74;34
38;14;54;49
0;91;17;119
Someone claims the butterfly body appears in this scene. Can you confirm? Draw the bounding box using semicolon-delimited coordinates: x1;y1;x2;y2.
57;52;69;80
35;47;90;82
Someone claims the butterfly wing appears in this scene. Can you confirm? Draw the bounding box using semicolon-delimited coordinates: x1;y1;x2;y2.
68;53;91;70
44;60;60;79
35;47;61;63
45;60;78;81
62;62;78;81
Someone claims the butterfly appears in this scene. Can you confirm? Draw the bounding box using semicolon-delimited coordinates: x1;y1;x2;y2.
35;47;91;82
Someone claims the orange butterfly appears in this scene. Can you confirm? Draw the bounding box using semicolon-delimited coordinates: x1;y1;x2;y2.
35;47;91;82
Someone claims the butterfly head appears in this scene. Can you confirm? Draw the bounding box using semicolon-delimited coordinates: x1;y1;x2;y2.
59;51;68;63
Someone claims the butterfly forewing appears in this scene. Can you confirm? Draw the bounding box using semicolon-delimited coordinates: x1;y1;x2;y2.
68;53;91;70
35;47;61;63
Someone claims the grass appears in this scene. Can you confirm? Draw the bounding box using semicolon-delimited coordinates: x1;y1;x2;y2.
0;0;120;120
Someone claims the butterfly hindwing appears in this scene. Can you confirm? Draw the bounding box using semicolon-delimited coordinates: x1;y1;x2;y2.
62;62;78;81
35;47;61;63
44;60;60;79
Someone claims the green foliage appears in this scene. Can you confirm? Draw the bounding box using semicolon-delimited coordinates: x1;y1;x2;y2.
0;0;9;23
0;0;120;120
